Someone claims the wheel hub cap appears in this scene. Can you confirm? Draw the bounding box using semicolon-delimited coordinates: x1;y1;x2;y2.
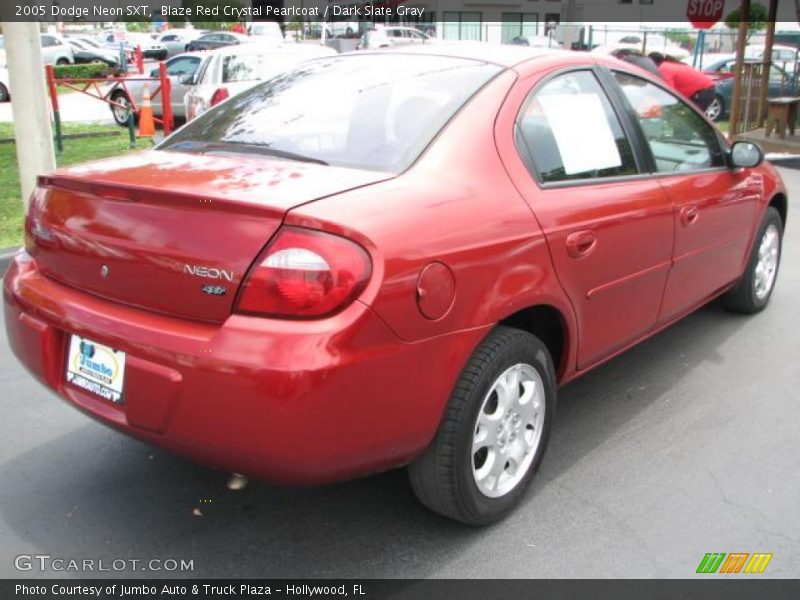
754;224;780;300
472;363;545;498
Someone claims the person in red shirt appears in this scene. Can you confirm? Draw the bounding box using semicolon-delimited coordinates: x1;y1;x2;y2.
649;52;717;112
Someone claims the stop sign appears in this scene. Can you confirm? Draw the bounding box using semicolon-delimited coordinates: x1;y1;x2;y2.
687;0;725;29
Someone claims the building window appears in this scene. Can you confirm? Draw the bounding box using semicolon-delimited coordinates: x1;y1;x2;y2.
502;13;539;44
442;12;483;41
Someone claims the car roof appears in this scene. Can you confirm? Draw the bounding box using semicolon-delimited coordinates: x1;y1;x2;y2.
170;51;207;60
360;43;568;68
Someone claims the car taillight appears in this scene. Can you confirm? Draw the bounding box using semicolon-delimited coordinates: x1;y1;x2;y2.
235;227;371;318
210;87;229;107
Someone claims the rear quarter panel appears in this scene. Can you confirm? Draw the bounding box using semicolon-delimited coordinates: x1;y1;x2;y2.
285;67;577;363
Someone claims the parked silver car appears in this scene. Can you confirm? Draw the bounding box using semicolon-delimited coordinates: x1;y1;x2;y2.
157;29;204;58
107;53;204;125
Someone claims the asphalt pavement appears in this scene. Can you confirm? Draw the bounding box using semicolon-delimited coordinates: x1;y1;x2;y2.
0;169;798;579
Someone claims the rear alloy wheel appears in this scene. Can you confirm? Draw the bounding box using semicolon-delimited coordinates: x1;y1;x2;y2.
408;326;556;525
0;83;9;103
723;206;782;313
56;58;70;65
705;95;724;122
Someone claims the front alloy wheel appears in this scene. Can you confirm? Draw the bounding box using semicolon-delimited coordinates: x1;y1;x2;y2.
409;326;556;525
723;206;783;313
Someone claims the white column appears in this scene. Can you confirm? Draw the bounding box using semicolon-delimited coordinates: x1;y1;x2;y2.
1;21;55;213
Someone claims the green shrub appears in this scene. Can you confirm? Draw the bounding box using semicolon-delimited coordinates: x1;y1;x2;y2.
53;63;113;80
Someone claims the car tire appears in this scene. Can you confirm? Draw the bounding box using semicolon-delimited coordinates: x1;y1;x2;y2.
723;206;783;314
706;95;725;122
56;58;70;66
408;326;556;525
110;91;136;127
0;83;9;103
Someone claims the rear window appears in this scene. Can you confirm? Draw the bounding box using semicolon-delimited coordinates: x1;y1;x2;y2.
160;54;502;173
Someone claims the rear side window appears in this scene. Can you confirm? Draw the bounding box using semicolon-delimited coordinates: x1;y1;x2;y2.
161;55;502;173
516;70;637;183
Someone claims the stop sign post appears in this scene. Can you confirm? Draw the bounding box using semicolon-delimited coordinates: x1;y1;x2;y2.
687;0;725;29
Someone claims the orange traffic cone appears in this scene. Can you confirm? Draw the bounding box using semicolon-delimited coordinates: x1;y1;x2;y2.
137;84;156;138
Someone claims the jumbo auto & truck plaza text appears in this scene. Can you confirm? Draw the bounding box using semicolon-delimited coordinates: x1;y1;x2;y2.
16;583;367;597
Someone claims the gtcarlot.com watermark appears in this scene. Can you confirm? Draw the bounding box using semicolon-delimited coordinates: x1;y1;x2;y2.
14;554;194;573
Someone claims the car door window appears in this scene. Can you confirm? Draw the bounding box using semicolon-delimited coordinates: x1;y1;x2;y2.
614;72;725;173
167;56;200;77
161;35;178;43
516;70;638;184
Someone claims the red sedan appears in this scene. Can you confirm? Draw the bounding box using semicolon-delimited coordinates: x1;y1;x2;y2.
4;46;787;525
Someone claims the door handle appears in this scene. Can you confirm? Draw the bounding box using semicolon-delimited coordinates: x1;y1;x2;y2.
565;230;597;259
680;205;699;226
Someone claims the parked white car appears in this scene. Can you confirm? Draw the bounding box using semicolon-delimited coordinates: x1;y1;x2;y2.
0;67;10;102
592;32;689;60
358;29;392;50
99;31;167;60
0;33;77;67
184;43;337;121
248;22;284;42
40;34;75;65
745;43;798;74
381;26;431;46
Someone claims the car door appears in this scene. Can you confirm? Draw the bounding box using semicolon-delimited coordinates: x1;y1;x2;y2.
512;68;675;369
165;55;202;117
612;71;762;323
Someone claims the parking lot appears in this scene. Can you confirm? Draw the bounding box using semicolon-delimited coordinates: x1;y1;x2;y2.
0;167;798;579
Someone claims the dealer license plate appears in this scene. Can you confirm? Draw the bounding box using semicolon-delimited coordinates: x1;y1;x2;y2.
65;335;126;404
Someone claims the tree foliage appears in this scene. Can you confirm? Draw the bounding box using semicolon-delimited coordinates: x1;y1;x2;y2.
725;2;769;32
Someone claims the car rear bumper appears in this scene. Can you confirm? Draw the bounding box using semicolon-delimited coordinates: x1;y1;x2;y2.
3;253;486;485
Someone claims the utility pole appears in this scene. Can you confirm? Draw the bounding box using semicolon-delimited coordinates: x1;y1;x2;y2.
1;21;55;213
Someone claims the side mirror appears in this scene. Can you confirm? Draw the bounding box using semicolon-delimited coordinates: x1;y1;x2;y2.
730;141;764;169
149;68;159;78
178;74;195;85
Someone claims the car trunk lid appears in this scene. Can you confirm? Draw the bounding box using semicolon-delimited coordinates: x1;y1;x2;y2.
27;150;391;322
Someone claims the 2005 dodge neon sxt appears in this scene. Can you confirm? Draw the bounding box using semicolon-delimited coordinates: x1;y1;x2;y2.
4;46;786;524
